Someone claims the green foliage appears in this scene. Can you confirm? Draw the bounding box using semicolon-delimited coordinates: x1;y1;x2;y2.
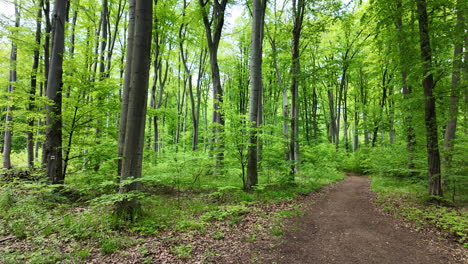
372;175;468;247
75;248;92;260
271;224;284;236
100;236;126;255
378;197;468;247
201;204;250;221
0;186;15;214
274;209;303;218
212;231;225;240
171;244;192;259
175;220;206;233
342;144;426;177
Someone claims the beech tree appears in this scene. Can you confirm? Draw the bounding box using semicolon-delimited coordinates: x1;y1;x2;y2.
198;0;228;175
416;0;442;197
43;0;67;184
246;0;267;190
289;0;305;176
116;0;152;219
2;0;20;169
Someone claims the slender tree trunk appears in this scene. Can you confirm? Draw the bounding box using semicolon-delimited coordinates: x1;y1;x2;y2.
44;0;67;184
27;0;43;169
312;86;318;141
353;95;359;152
246;0;266;190
289;0;305;176
416;0;442;198
343;81;349;151
93;0;108;172
443;1;464;171
328;88;337;144
199;0;228;175
395;0;416;169
3;2;20;169
179;3;199;151
372;66;388;147
194;49;207;151
117;0;135;176
117;0;152;220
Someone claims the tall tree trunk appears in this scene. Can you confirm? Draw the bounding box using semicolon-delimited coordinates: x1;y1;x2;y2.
327;88;337;144
194;49;207;151
3;2;20;169
353;95;359;152
117;0;135;176
28;0;43;169
443;1;464;171
93;0;108;172
416;0;442;198
44;0;67;184
372;66;388;147
289;0;305;176
395;0;416;169
199;0;228;175
343;80;349;151
179;1;199;151
246;0;266;190
312;85;318;141
117;0;152;220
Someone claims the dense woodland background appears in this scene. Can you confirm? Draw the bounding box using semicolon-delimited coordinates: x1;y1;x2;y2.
0;0;467;262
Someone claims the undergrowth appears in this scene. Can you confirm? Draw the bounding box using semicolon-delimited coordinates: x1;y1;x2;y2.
371;175;468;248
0;143;346;263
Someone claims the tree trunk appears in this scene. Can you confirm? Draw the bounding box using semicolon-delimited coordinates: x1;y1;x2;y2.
179;2;199;151
328;88;337;145
395;0;416;169
289;0;305;177
353;95;359;152
3;2;20;169
117;0;135;176
199;0;228;175
44;0;67;184
27;0;43;169
117;0;152;220
246;0;266;190
416;0;442;198
94;0;108;172
443;1;464;171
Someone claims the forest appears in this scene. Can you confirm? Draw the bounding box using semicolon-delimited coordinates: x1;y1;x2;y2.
0;0;467;262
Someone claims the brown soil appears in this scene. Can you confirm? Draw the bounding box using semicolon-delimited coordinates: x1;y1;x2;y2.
263;175;467;264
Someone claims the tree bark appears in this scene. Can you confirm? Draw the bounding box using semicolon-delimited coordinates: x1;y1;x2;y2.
443;0;464;171
117;0;152;220
289;0;305;177
198;0;228;175
44;0;67;184
28;0;43;169
117;0;136;176
246;0;266;190
3;2;20;169
416;0;442;198
395;0;416;169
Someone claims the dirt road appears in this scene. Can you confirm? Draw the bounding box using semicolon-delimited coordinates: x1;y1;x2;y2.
269;175;466;264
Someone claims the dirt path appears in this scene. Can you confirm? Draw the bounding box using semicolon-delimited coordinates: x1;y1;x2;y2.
267;175;466;264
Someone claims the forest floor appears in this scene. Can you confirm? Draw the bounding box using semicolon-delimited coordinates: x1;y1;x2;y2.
254;174;467;264
1;173;466;263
